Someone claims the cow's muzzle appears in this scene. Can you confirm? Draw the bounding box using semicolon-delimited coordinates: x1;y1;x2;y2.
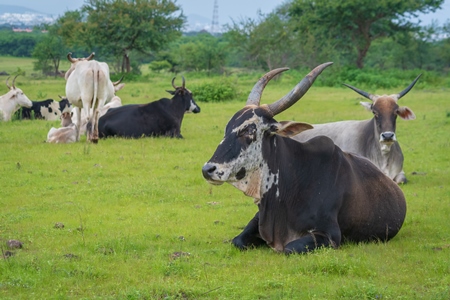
380;131;396;143
202;163;224;185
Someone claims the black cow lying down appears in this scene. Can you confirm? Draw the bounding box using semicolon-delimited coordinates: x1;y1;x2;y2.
98;77;200;138
16;96;71;120
202;63;407;254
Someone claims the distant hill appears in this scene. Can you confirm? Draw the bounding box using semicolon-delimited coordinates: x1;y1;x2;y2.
0;4;54;27
0;4;218;33
0;4;44;15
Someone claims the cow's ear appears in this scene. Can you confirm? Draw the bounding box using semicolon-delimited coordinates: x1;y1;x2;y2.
398;106;416;120
360;101;372;111
166;90;175;95
271;121;313;137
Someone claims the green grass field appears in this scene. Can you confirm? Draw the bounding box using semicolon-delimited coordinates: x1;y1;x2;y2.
0;58;449;299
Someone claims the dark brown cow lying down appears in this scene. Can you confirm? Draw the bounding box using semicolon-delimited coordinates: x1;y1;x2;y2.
202;63;406;254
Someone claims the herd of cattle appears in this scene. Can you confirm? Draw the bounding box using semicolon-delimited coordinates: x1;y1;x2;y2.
1;55;422;254
0;52;201;143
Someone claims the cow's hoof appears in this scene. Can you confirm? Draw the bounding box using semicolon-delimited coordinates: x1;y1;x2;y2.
92;139;98;144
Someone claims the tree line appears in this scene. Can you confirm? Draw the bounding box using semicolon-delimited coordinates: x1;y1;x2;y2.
0;0;448;79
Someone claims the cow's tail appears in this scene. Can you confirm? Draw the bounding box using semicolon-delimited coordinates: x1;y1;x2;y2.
92;68;99;115
87;68;99;142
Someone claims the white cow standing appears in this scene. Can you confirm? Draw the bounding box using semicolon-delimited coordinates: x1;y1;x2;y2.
0;75;32;121
65;52;117;143
71;90;124;135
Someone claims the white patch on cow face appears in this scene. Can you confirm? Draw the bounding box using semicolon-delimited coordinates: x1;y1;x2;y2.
205;109;277;200
379;131;396;154
188;99;198;112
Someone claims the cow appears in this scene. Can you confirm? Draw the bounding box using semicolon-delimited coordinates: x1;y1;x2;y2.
99;95;122;118
0;75;32;121
201;63;406;255
65;52;118;143
15;96;72;121
98;77;200;139
72;91;124;136
293;76;420;184
46;111;77;144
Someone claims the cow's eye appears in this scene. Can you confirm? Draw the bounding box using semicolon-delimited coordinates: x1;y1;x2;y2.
238;126;248;137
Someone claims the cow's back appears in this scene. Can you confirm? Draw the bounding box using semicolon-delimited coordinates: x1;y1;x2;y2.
98;100;179;138
294;120;371;154
294;119;404;181
335;150;406;242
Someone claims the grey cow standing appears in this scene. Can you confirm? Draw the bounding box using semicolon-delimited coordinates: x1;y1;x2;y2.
293;76;421;184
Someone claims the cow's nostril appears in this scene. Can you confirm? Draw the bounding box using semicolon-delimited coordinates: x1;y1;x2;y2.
202;163;216;179
381;132;395;140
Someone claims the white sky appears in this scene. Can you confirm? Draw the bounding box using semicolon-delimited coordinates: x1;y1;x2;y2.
0;0;448;26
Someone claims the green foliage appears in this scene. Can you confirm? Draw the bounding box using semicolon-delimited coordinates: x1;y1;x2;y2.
191;78;239;102
163;33;228;74
54;0;185;73
148;60;172;73
284;66;449;89
32;33;67;75
0;30;43;57
288;0;445;68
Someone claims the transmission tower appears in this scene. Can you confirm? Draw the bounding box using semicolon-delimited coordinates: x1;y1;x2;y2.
211;0;219;34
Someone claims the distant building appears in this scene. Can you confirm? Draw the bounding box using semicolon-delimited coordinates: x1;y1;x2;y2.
12;28;33;32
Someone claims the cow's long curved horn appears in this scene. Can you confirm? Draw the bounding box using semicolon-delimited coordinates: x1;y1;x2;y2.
246;67;289;106
67;52;76;63
342;83;374;101
171;77;177;89
5;76;10;89
86;52;95;61
112;75;124;86
181;76;185;89
397;74;421;100
12;74;19;89
267;62;333;116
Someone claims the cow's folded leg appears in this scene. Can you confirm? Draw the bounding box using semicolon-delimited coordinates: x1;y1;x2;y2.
232;212;267;250
284;231;339;255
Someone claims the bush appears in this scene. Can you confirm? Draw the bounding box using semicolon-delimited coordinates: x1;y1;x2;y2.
191;78;239;102
148;60;172;73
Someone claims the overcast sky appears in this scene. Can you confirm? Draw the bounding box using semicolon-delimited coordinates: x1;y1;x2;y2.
0;0;448;25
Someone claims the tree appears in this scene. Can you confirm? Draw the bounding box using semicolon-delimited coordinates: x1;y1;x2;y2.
224;10;337;71
288;0;444;68
175;33;227;74
56;0;185;72
224;13;298;70
32;34;67;76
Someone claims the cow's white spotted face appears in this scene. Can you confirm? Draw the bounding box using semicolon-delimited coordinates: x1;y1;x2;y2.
203;106;280;199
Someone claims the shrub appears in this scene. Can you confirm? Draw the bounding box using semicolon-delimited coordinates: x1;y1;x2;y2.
191;78;239;102
148;60;172;73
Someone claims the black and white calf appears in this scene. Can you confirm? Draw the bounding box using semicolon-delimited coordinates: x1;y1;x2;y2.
16;96;72;120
